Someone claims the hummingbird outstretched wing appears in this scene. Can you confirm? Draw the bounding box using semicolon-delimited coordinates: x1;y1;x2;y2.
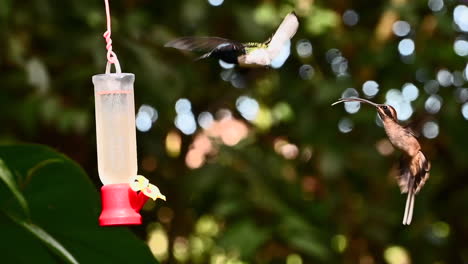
164;37;245;62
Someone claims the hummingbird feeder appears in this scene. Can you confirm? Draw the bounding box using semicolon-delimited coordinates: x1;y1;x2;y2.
93;0;165;226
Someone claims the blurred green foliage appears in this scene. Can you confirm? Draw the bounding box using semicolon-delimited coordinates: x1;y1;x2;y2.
0;145;158;264
1;0;468;263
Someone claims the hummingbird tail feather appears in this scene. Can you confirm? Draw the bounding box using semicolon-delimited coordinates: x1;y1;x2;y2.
408;190;415;224
399;151;430;225
403;183;415;225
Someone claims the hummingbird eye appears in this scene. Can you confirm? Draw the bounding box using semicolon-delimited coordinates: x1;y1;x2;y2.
382;105;388;110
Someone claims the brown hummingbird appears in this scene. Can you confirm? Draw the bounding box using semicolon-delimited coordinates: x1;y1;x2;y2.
332;97;430;225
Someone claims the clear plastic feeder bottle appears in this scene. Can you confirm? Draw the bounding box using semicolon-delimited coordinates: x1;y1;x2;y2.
93;73;137;185
93;73;148;226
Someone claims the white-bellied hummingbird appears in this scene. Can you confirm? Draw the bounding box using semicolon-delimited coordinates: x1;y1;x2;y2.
164;12;299;68
332;97;430;225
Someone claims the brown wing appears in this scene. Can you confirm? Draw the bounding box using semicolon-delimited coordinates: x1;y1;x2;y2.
164;37;243;53
397;151;430;194
397;154;412;193
413;151;430;194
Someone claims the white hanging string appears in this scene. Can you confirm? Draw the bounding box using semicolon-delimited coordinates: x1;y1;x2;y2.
103;0;121;74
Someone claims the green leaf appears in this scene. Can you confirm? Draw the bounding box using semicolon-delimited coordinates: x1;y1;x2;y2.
0;144;158;264
0;159;29;216
5;212;78;264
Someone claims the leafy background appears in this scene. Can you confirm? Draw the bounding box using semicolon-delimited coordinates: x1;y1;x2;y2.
1;0;468;263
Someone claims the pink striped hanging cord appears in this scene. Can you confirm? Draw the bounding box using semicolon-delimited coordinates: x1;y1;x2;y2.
103;0;121;74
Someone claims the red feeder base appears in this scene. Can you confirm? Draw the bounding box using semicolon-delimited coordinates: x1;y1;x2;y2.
99;183;149;226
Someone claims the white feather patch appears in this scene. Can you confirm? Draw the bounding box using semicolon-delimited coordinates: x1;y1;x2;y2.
267;13;299;59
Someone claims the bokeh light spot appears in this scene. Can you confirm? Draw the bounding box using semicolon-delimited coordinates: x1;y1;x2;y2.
464;64;468;80
331;56;348;75
342;87;359;98
402;83;419;101
175;112;197;135
376;139;395;156
173;237;189;262
299;64;315;80
398;38;415;56
454;39;468;56
195;215;219;237
273;102;294;122
342;9;359;26
462;102;468;119
166;131;181;157
338;118;353;133
455;88;468;102
362;80;380;98
286;254;303;264
428;0;444;12
385;89;403;103
385;89;413;121
175;98;192;114
138;104;158;122
423;121;439;139
198;112;214;129
454;5;468;32
148;226;168;260
432;221;450;239
281;143;299;160
236;96;260;121
342;88;360;114
384;246;410;264
436;69;453;87
136;111;152;132
296;39;313;58
208;0;224;6
186;149;205;169
344;102;361;114
392;21;411;36
331;234;348;253
326;49;341;63
425;95;443;114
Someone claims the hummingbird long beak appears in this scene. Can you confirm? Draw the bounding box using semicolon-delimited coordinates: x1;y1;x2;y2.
331;97;379;108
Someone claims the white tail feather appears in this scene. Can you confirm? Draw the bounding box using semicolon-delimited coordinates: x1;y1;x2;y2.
403;190;414;225
267;13;299;59
403;191;410;225
408;192;415;224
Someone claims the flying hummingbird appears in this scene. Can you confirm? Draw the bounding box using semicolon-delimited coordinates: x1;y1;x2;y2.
332;97;430;225
164;12;299;68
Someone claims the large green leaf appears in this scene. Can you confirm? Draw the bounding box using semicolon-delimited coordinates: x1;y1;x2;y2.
0;159;29;216
0;144;158;264
5;212;79;264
